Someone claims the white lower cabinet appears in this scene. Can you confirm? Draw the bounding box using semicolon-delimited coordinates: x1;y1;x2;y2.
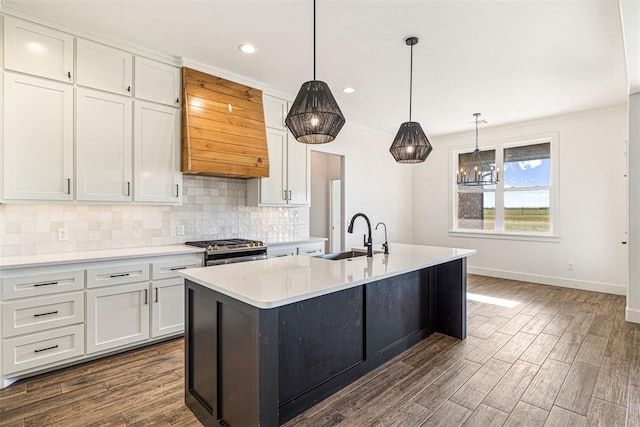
0;251;202;385
2;291;84;338
1;265;86;377
151;277;184;338
3;324;84;376
297;241;325;256
86;282;150;354
267;240;326;258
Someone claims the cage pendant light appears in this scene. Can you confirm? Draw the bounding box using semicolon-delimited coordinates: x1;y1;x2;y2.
285;0;345;144
389;37;433;163
456;113;499;186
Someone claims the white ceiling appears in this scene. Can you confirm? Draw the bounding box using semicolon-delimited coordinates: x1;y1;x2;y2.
1;0;629;137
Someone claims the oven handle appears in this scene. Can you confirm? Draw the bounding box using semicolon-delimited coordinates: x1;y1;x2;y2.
206;254;267;266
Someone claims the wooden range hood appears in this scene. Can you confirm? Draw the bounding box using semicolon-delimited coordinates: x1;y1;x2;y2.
181;67;269;178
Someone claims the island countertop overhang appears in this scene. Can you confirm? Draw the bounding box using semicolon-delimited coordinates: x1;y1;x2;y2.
179;243;476;309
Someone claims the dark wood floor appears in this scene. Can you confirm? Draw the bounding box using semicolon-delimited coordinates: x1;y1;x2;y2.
1;275;638;426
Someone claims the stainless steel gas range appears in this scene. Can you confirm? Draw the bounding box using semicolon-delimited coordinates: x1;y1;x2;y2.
185;238;267;266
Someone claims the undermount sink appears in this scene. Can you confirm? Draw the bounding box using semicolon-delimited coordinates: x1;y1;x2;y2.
316;249;382;261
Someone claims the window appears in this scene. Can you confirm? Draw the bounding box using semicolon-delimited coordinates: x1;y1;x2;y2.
453;136;556;237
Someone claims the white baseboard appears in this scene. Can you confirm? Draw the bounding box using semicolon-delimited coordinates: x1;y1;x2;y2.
626;307;640;323
467;266;627;296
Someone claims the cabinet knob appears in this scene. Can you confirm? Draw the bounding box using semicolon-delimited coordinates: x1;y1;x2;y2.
127;86;131;92
67;71;71;79
176;98;180;104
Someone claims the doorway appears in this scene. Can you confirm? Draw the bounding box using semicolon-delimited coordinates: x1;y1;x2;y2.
310;151;344;254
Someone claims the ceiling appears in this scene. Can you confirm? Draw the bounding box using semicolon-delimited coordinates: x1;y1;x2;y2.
1;0;629;137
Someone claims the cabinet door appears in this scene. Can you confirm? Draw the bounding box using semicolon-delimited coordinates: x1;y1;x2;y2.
151;278;184;338
76;88;132;202
4;73;73;200
86;282;150;354
77;39;133;96
287;137;310;205
3;17;74;83
133;101;182;203
134;57;180;107
263;94;287;129
259;128;287;205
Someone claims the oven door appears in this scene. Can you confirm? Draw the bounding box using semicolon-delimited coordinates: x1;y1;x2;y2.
206;250;268;266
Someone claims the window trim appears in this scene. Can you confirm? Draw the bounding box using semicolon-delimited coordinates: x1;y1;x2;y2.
450;133;559;239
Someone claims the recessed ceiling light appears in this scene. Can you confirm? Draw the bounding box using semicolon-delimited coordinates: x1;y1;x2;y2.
342;87;355;94
238;44;256;54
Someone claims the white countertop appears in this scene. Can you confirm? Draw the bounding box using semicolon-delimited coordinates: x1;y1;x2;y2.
0;245;204;269
265;236;327;246
180;243;476;309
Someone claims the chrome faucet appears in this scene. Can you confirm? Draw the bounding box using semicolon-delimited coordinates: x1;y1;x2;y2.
375;222;389;254
347;213;373;257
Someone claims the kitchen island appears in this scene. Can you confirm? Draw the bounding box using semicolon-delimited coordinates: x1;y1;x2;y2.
180;243;475;426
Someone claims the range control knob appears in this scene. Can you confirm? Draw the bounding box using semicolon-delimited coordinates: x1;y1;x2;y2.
213;245;219;251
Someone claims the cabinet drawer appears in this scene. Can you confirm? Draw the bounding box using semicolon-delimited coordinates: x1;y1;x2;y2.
151;254;202;280
2;270;84;300
2;292;84;338
3;324;85;375
298;242;325;256
86;263;149;288
267;245;297;258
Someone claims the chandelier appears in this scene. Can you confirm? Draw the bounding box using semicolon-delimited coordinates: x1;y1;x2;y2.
456;113;498;186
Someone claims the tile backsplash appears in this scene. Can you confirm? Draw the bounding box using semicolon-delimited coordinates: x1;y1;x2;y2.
0;176;309;257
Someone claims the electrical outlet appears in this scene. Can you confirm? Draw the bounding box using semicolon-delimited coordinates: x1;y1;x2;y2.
177;225;185;236
568;262;574;271
58;228;69;241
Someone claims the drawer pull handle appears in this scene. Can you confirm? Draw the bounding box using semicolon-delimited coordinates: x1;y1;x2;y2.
35;345;59;353
109;273;130;278
34;282;58;287
34;311;59;318
169;266;186;271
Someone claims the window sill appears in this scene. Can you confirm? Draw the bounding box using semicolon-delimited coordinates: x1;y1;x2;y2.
448;230;560;243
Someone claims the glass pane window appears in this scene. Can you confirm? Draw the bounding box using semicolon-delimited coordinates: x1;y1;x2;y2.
457;191;495;230
504;143;550;188
454;137;554;236
504;190;550;232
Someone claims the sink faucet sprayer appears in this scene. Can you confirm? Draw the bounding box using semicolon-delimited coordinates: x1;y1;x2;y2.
375;222;389;254
347;213;373;257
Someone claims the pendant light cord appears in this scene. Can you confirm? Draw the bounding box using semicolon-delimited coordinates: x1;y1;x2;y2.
409;42;413;122
313;0;316;80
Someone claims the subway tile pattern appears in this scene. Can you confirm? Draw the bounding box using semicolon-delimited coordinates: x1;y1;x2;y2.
0;176;308;257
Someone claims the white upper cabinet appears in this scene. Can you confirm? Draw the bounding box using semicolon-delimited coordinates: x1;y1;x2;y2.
259;128;288;205
4;72;73;201
76;88;132;202
134;57;181;107
263;95;288;129
287;137;310;205
76;39;133;96
3;17;73;83
247;94;310;206
133;100;182;203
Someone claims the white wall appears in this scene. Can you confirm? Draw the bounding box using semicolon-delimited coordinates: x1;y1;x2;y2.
628;94;640;320
310;152;329;240
412;105;628;295
310;151;342;253
311;123;414;251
